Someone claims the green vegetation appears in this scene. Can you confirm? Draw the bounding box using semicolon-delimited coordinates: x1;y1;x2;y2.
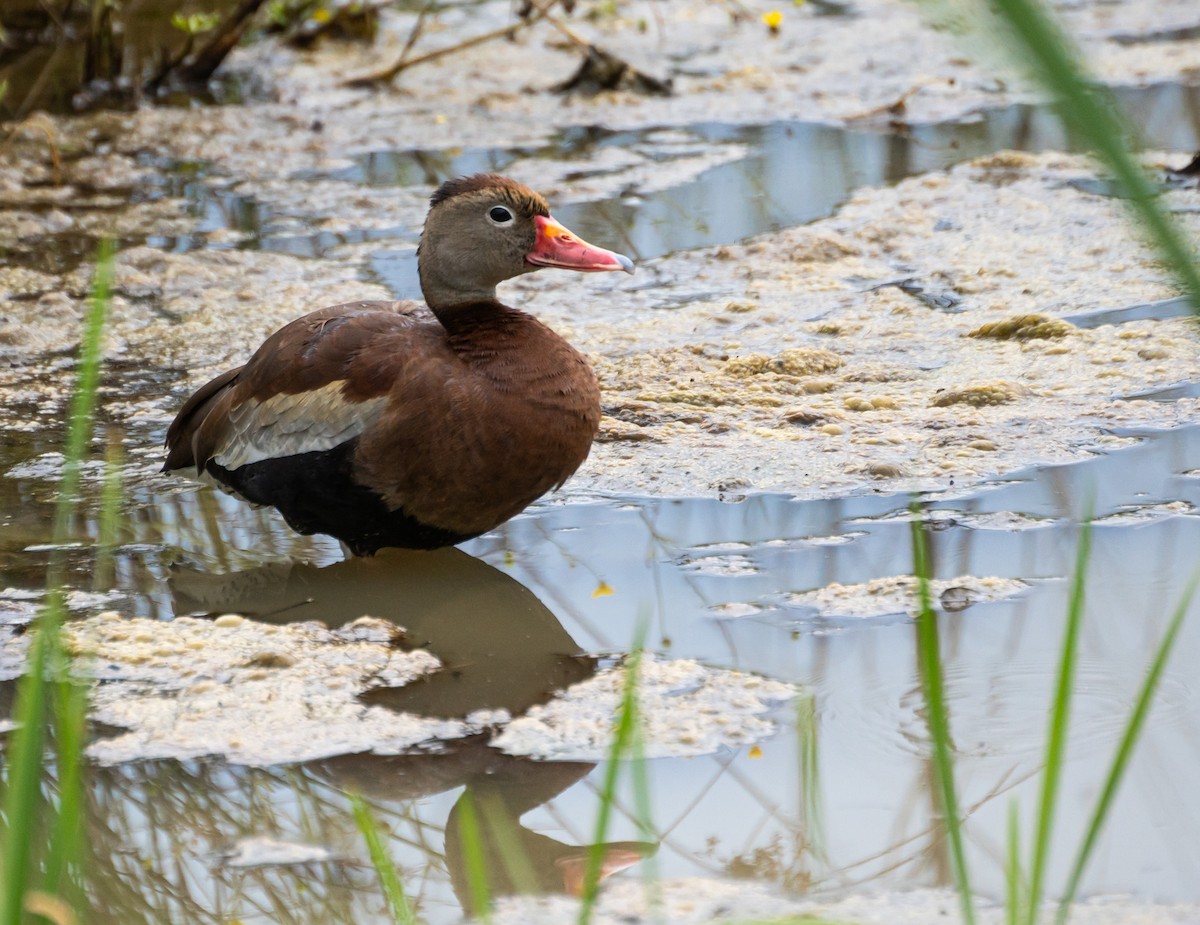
454;791;495;925
911;515;1196;925
0;240;113;925
910;511;975;925
350;793;418;925
907;0;1200;918
4;0;1198;920
578;622;654;925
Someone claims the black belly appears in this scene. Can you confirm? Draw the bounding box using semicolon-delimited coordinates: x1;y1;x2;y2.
206;440;474;555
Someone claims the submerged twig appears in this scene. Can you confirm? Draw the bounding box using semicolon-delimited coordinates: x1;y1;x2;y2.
551;43;671;96
536;0;671;95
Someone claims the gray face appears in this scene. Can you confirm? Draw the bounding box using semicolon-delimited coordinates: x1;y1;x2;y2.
419;189;542;297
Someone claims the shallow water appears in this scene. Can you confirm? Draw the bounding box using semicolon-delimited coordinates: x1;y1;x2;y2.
2;58;1200;923
4;418;1200;920
141;81;1200;301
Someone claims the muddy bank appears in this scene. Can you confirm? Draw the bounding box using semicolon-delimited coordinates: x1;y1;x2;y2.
3;148;1198;502
488;882;1200;925
533;149;1200;497
13;0;1198;170
0;0;1197;504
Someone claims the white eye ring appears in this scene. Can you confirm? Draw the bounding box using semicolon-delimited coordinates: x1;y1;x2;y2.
487;205;515;226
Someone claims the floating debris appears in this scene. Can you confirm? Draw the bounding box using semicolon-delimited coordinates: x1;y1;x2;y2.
220;835;336;869
969;313;1076;340
1093;500;1196;526
786;574;1029;619
708;602;765;618
724;347;844;378
931;381;1026;408
850;508;1054;531
51;612;470;766
493;656;794;761
680;554;760;577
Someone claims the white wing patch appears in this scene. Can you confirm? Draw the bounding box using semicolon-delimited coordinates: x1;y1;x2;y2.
213;381;387;470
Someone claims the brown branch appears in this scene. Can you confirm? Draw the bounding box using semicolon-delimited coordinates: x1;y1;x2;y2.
541;4;672;96
175;0;269;84
343;0;561;87
380;0;436;74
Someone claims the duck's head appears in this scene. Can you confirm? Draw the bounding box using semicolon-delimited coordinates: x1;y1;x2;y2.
418;174;634;308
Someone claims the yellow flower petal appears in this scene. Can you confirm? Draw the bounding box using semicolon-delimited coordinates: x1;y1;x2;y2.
762;9;783;30
592;581;615;598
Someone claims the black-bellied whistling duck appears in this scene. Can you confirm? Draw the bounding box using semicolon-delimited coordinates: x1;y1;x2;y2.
163;174;634;555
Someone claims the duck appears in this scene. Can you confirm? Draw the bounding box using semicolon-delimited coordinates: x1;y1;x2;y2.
163;173;634;555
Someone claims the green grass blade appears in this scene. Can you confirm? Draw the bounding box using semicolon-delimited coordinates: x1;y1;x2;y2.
578;621;648;925
1025;522;1091;925
1;606;53;925
795;690;825;863
2;240;113;925
51;238;114;549
626;646;660;918
910;510;976;925
42;638;89;902
1054;572;1199;925
455;790;493;924
93;437;124;591
477;791;539;897
1006;801;1022;925
349;793;417;925
987;0;1200;305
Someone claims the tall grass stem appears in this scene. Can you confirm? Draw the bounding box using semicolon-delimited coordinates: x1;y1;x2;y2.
349;793;417;925
1025;524;1091;925
578;620;649;925
456;790;493;924
1;240;113;925
1054;573;1199;923
910;511;976;925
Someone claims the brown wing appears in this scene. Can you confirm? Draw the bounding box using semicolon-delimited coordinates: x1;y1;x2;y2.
163;365;243;471
162;300;425;475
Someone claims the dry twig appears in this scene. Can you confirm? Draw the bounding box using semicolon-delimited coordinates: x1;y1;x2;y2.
0;114;63;185
344;0;562;87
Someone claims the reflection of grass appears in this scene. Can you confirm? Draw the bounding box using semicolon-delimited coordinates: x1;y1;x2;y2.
454;791;494;925
579;619;654;925
910;509;975;925
350;793;418;925
794;691;825;869
2;241;113;923
911;513;1196;924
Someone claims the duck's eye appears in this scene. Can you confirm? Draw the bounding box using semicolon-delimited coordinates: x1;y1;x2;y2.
488;205;514;225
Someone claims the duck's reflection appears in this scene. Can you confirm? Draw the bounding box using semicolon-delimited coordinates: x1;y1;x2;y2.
165;547;654;917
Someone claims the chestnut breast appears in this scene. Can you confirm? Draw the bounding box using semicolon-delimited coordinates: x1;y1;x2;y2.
353;304;601;537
